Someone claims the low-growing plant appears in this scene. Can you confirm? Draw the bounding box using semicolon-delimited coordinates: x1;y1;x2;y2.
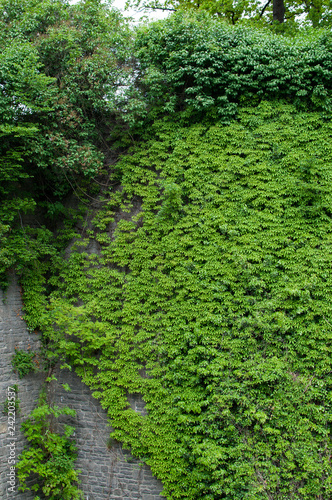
17;399;83;500
12;349;36;379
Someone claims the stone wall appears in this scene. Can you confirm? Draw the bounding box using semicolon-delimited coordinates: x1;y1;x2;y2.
0;275;44;500
0;276;165;500
53;368;165;500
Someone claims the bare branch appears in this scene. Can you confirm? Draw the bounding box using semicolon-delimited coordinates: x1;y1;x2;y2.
259;0;272;17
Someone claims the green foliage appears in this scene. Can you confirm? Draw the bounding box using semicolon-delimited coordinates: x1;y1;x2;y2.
12;349;37;379
0;0;133;286
0;35;55;288
127;0;332;27
4;3;332;499
127;0;258;24
17;397;82;500
135;12;332;124
29;102;332;499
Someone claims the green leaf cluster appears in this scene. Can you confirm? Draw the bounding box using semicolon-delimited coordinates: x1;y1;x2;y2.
127;0;332;27
12;349;37;379
0;0;132;287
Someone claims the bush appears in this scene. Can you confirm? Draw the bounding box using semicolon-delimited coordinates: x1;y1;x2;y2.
135;12;332;123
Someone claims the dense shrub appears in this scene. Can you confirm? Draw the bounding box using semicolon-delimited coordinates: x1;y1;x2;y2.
135;12;332;122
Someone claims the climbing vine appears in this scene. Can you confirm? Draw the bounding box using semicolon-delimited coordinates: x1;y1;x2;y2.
22;101;332;499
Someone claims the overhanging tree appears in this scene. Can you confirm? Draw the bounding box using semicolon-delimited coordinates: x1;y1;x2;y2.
126;0;332;25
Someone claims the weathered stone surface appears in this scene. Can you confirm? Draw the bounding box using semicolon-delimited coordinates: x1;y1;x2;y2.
53;368;165;499
0;276;44;499
0;275;165;499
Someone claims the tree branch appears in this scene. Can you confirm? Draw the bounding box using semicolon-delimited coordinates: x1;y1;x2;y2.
148;6;176;10
259;0;272;17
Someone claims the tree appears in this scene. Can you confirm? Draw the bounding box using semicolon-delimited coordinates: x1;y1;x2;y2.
274;0;285;22
127;0;259;24
126;0;332;26
0;0;133;287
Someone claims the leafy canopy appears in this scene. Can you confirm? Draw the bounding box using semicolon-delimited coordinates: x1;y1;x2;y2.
0;0;132;287
127;0;332;26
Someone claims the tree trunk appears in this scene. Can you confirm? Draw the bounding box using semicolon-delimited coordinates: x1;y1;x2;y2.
273;0;284;22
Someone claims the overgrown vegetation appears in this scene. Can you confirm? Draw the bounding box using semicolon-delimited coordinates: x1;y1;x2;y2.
40;102;332;499
0;0;132;288
1;0;332;498
135;13;332;124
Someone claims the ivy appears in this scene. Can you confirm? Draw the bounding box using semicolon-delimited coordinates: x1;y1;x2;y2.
3;3;332;499
29;101;332;499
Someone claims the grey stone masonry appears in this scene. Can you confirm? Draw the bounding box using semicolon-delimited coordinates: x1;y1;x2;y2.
0;275;166;500
52;367;166;500
0;275;44;499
